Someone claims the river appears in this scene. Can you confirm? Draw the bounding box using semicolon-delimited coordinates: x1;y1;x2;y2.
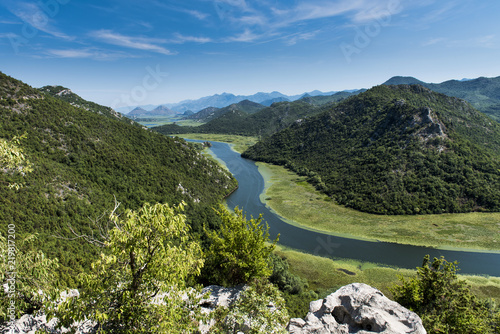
198;139;500;276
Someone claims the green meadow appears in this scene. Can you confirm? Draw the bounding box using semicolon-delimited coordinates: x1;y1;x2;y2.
258;162;500;252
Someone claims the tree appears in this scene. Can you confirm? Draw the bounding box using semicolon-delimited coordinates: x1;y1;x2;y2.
0;134;33;189
54;201;205;333
0;234;59;322
203;206;278;286
391;255;492;333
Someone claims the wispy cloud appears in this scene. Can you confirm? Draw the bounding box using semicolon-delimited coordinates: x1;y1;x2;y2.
7;2;73;40
172;33;213;44
284;31;320;46
45;48;137;60
422;37;445;46
184;9;210;20
213;0;405;45
224;29;262;42
423;35;497;49
90;30;176;55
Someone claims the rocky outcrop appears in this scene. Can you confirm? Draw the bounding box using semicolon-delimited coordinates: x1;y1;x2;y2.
288;283;426;334
2;284;425;334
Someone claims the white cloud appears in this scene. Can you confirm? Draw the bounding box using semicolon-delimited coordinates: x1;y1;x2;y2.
284;31;320;46
184;9;210;20
172;33;213;44
90;30;176;55
45;48;136;60
7;2;73;40
422;37;445;46
225;29;261;42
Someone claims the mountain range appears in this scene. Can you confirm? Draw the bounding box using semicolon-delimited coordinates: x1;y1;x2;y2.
153;91;358;137
116;90;340;116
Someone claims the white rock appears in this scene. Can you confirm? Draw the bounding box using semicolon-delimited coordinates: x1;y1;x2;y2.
288;283;426;334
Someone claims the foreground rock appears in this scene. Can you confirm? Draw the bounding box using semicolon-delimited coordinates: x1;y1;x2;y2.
288;283;426;334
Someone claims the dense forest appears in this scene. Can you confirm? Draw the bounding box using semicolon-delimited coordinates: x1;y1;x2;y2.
383;76;500;121
243;85;500;215
0;71;237;284
152;91;357;137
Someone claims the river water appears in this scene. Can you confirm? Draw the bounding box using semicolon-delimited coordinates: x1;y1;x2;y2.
200;139;500;276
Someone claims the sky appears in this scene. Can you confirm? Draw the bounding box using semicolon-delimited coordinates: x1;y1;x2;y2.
1;0;499;108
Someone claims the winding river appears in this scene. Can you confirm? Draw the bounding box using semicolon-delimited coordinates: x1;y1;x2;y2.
199;140;500;276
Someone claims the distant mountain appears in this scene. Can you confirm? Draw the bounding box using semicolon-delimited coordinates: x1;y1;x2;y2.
127;105;177;117
153;91;355;137
38;85;138;126
243;84;500;215
261;97;290;106
383;76;426;86
383;76;500;121
128;107;148;116
185;100;265;123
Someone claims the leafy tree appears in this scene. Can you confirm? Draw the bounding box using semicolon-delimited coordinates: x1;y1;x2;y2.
391;255;492;333
0;234;59;322
203;206;278;286
54;201;205;333
210;278;289;334
0;134;33;189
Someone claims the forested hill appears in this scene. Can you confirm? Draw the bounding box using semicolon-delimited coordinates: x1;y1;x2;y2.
0;71;237;284
38;85;138;126
243;85;500;215
185;99;265;123
152;91;357;137
383;76;500;121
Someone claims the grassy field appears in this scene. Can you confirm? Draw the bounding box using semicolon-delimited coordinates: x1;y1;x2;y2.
274;245;500;304
177;134;258;153
259;163;500;252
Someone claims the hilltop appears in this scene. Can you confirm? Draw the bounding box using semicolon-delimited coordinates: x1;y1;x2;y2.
38;85;138;126
0;72;236;283
383;76;500;121
243;85;500;215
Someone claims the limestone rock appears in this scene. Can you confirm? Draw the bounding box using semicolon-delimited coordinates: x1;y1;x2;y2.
288;283;426;334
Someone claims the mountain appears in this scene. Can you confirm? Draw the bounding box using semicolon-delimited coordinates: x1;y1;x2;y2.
383;76;426;86
128;106;148;116
153;91;355;138
383;76;500;121
0;71;236;283
127;105;176;117
261;97;290;106
186;107;220;121
185;100;265;123
243;84;500;215
150;105;176;116
38;85;137;126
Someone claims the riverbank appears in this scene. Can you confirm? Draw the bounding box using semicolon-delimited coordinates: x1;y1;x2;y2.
275;244;500;302
176;134;258;153
258;162;500;252
180;133;500;252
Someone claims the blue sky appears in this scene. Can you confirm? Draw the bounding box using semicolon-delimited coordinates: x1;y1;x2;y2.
1;0;499;108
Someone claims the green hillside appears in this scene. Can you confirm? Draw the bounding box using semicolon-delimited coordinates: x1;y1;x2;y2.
243;85;500;215
186;99;265;123
384;76;500;121
0;72;237;284
38;85;139;126
153;91;356;137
